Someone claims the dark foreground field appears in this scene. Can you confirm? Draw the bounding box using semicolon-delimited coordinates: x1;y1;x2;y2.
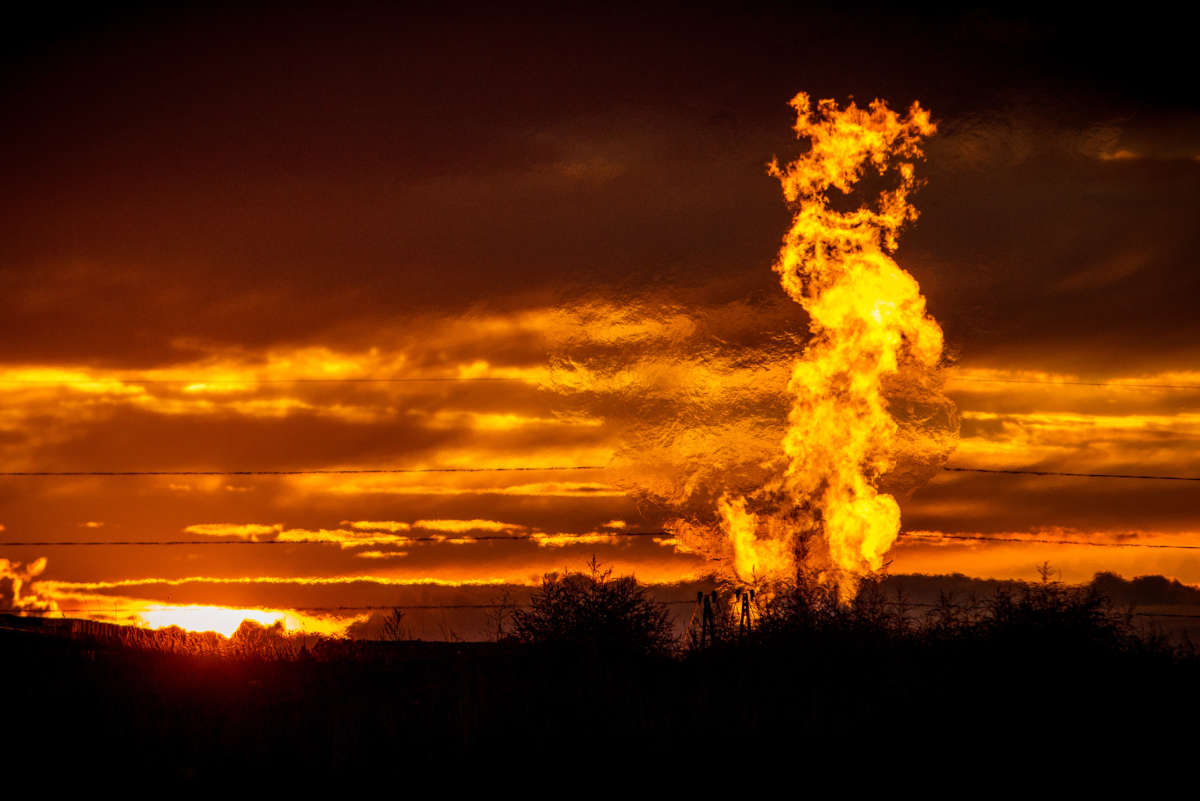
4;577;1199;779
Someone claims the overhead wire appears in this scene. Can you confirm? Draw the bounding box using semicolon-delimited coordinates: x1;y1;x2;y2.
0;465;606;476
0;465;1197;480
946;375;1200;391
0;530;673;546
5;598;701;615
897;532;1200;549
942;466;1200;481
4;530;1199;550
0;376;526;385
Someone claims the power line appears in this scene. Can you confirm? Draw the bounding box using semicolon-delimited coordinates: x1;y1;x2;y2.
886;600;1200;620
6;598;702;615
7;530;1198;551
0;531;672;547
947;376;1200;391
7;599;1200;619
0;377;525;386
4;465;1198;480
9;604;519;613
8;374;1199;391
942;466;1200;481
0;465;607;477
899;532;1200;549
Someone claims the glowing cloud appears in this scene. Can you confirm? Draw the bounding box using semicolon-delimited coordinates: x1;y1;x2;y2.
412;519;526;534
0;556;58;613
185;523;283;540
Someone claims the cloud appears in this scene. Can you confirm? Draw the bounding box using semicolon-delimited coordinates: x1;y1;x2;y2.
1052;249;1154;293
412;520;527;534
184;523;283;540
1097;149;1139;161
182;522;415;549
274;528;413;549
289;479;623;497
342;521;411;532
0;557;58;613
530;532;623;548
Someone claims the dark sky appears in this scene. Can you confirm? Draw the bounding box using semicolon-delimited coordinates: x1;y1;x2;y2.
4;4;1196;367
1;3;1198;634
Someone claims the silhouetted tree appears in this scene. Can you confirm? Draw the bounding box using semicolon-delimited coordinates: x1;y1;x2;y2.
381;608;409;641
483;589;517;641
510;557;672;656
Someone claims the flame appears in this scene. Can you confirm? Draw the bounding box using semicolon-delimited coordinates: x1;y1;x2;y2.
719;495;792;584
720;93;946;601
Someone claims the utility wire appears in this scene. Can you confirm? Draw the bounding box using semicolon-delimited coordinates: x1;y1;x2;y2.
0;465;606;476
898;532;1200;550
947;376;1200;391
3;465;1198;480
6;599;701;614
0;377;526;386
942;466;1200;481
6;531;1199;550
7;600;1200;618
6;604;521;613
8;374;1199;391
0;531;672;546
886;600;1200;620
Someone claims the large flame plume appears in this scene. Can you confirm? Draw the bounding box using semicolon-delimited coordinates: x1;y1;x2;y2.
544;93;956;601
716;93;951;600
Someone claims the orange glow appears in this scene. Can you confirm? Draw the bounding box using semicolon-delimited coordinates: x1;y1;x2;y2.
137;604;334;638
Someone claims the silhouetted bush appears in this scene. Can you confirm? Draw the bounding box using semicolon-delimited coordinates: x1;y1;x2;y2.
750;573;906;640
510;558;672;656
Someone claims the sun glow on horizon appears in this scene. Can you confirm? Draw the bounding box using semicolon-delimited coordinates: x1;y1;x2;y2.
35;593;364;638
137;605;303;637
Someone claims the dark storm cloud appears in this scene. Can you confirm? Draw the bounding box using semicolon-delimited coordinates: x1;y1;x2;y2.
2;3;1194;365
907;129;1200;374
907;472;1200;534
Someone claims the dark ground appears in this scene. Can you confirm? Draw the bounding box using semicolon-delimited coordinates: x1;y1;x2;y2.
4;583;1197;781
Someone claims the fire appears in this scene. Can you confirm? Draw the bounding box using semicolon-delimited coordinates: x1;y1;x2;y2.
720;495;790;584
720;93;947;601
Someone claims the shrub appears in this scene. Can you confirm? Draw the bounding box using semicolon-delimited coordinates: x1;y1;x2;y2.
510;558;672;656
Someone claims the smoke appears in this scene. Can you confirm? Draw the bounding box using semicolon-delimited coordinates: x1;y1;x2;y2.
545;292;799;515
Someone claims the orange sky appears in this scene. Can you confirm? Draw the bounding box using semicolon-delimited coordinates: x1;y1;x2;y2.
1;6;1198;637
